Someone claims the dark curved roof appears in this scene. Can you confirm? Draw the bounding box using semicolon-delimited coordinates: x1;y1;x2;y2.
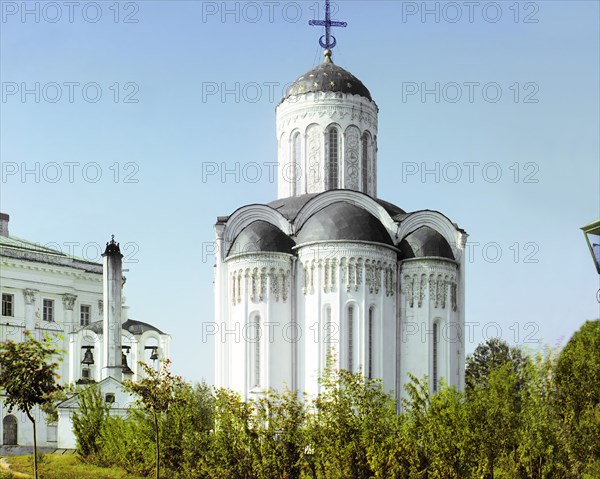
267;192;405;222
282;59;372;102
82;319;165;336
398;227;455;260
228;220;295;257
296;202;394;245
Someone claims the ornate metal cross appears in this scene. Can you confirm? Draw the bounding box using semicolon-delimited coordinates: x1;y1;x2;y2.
309;0;347;50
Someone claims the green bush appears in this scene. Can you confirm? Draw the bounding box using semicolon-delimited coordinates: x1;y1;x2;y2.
72;385;109;460
67;321;600;479
99;413;155;476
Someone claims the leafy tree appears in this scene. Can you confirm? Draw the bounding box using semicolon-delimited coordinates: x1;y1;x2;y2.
39;389;67;425
252;388;307;479
555;320;600;416
554;320;600;475
99;412;155;476
159;381;214;478
0;332;62;479
202;388;258;479
512;348;570;479
465;337;528;392
123;359;185;479
306;359;397;479
466;362;522;479
72;385;109;459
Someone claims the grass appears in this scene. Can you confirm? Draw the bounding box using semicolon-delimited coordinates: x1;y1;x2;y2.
0;454;147;479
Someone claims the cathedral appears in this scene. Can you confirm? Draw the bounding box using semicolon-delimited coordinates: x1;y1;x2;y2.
213;18;468;402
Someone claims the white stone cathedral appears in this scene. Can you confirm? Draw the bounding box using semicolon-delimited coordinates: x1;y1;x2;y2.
213;47;468;402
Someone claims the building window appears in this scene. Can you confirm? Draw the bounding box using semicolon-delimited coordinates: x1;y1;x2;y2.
432;322;439;392
105;393;115;404
81;368;90;379
361;133;369;193
322;305;332;369
80;305;91;326
347;305;354;372
1;293;14;317
327;127;339;189
250;315;261;387
43;299;54;322
368;307;374;379
292;132;302;195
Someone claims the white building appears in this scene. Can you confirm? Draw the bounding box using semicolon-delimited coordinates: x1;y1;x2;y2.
213;49;468;402
0;214;170;449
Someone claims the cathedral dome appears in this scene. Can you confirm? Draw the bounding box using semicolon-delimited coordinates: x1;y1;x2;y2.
281;51;372;103
295;202;393;245
228;220;295;257
398;226;455;260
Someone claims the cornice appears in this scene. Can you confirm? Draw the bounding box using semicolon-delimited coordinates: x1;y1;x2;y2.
1;257;103;281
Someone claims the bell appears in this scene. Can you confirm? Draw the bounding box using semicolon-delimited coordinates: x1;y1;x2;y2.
149;347;159;361
121;351;133;375
81;347;94;365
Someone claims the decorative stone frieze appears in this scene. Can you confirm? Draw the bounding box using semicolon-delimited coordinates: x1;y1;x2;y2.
298;243;396;296
401;259;458;310
226;253;292;304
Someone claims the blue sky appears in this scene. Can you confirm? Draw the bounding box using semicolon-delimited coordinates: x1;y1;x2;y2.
1;0;599;383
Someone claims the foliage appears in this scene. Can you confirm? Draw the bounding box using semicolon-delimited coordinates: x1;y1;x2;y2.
0;331;62;479
465;337;528;392
157;382;214;478
123;359;186;479
305;356;398;479
99;412;156;476
252;388;307;479
201;388;259;479
39;386;70;424
68;321;600;479
72;384;110;459
554;319;600;476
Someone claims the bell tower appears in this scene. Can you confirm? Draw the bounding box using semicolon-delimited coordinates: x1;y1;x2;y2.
101;236;123;382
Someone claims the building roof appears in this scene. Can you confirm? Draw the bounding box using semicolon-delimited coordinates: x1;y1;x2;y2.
228;220;295;257
0;234;102;273
398;226;455;260
267;192;405;221
296;202;394;246
281;56;373;103
82;319;165;336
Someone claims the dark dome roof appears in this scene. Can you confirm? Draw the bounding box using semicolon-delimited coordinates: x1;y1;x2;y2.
398;227;455;260
228;220;295;257
82;319;165;335
296;202;393;245
282;58;372;102
267;193;405;221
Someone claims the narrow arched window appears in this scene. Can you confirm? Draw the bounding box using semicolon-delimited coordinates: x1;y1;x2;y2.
327;128;339;189
250;315;261;387
368;307;374;379
322;305;332;370
347;305;354;372
432;321;439;392
292;132;301;195
361;133;369;193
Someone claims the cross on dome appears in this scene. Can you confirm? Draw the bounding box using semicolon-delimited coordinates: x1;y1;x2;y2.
309;0;347;52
